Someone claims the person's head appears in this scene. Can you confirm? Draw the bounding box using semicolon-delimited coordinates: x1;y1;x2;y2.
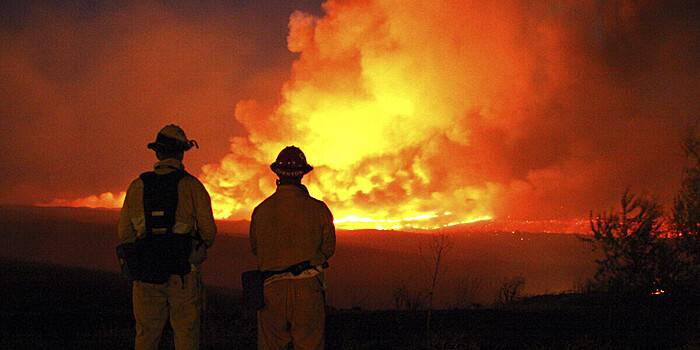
270;146;313;184
147;124;198;161
155;149;184;161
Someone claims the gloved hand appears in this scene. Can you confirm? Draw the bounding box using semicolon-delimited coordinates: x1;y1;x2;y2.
189;243;208;266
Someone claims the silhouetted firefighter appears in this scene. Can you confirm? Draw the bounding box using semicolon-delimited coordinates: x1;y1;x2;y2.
245;146;336;350
117;124;217;350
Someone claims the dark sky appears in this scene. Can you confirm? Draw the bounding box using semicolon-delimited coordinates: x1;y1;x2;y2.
1;0;699;223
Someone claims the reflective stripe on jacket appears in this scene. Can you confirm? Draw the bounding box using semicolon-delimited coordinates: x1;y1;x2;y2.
118;158;217;247
250;184;335;271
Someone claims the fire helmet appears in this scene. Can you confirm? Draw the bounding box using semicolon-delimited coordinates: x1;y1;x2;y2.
270;146;313;177
147;124;199;152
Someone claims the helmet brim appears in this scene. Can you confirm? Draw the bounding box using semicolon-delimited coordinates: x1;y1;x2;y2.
147;136;193;152
270;163;313;177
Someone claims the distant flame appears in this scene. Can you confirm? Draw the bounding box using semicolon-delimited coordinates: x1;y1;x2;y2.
37;192;125;209
334;213;493;231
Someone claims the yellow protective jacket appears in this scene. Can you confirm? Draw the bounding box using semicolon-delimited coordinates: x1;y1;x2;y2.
118;158;217;247
250;184;335;271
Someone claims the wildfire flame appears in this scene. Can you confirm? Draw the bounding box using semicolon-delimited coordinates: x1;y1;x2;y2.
198;1;533;229
37;1;691;231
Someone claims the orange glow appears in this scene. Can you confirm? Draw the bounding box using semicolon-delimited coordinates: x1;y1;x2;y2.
334;213;494;231
199;1;525;229
37;192;125;209
34;1;697;230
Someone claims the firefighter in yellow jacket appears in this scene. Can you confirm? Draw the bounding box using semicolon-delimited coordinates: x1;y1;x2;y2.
250;146;336;350
118;124;216;350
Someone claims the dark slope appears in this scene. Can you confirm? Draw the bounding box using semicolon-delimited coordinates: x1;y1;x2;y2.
2;259;699;349
0;206;596;309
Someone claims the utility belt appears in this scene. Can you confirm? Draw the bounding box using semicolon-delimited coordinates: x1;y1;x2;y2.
116;232;204;284
241;260;329;310
262;260;328;280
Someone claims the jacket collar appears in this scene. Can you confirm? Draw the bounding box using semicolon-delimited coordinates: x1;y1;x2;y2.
154;158;184;174
275;183;309;196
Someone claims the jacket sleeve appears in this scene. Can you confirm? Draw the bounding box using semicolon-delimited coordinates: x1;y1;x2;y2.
192;180;217;247
249;207;258;256
315;203;336;265
117;180;138;243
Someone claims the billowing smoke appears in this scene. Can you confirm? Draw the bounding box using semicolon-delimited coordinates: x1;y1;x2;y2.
200;0;699;228
17;1;699;229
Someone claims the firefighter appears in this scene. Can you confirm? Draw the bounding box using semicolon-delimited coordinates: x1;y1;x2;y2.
118;124;216;350
250;146;336;350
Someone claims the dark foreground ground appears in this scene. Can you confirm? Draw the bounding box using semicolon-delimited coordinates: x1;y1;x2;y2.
3;258;700;350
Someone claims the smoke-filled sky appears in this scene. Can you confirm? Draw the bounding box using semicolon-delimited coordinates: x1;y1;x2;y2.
0;0;323;203
1;0;699;227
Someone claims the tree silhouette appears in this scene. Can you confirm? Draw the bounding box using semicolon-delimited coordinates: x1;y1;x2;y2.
674;132;700;290
584;131;700;296
584;191;671;295
420;233;452;348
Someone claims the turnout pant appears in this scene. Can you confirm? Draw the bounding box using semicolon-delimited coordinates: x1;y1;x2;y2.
132;272;204;350
258;277;325;350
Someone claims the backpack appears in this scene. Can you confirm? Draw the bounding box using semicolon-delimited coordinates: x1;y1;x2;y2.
117;169;195;284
